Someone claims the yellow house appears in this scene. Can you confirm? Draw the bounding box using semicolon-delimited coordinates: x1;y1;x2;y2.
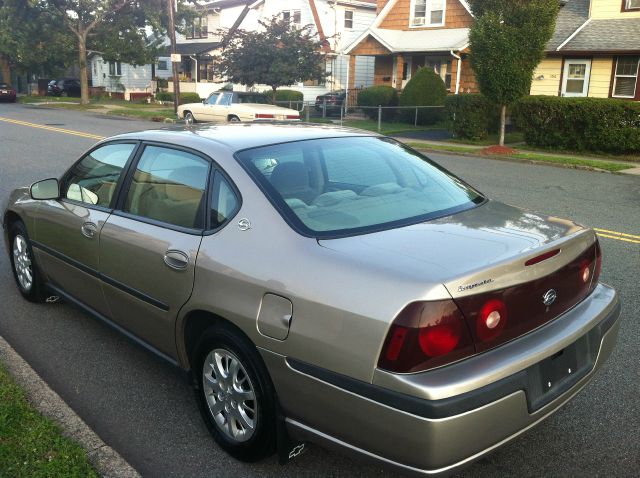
531;0;640;100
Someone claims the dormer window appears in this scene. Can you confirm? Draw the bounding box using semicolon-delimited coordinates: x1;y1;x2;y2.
186;16;208;39
410;0;445;27
624;0;640;10
282;10;302;28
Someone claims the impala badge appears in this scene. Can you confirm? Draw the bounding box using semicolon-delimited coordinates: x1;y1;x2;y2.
543;289;557;306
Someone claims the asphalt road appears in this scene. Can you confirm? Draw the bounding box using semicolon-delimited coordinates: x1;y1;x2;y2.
1;103;639;477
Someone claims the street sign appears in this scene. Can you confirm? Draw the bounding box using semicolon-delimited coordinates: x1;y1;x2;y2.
171;53;181;62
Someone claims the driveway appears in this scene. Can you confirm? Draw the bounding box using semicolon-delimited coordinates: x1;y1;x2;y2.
1;103;638;477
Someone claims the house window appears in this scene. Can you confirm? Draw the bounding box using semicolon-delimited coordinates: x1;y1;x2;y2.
282;10;301;28
108;61;122;76
345;10;354;29
158;61;168;71
624;0;640;10
612;56;639;98
411;0;445;27
186;16;208;39
444;60;452;90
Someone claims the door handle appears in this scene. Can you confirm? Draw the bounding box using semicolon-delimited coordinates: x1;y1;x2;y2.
163;250;189;271
81;222;98;239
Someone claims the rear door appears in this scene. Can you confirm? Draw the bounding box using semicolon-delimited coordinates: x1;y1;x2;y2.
98;144;210;358
32;142;137;316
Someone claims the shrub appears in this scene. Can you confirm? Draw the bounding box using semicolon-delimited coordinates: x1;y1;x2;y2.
274;89;303;102
155;92;202;103
512;96;640;154
445;94;500;140
357;85;398;120
399;67;448;125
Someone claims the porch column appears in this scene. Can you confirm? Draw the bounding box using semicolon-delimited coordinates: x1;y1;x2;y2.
348;55;356;90
393;54;404;90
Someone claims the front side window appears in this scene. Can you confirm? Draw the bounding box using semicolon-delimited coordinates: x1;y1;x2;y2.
206;93;220;105
124;146;210;229
218;92;233;106
64;143;135;207
613;56;639;98
411;0;445;27
236;137;483;237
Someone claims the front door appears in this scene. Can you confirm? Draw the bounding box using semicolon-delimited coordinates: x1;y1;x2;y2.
33;142;137;316
562;59;592;97
98;144;210;358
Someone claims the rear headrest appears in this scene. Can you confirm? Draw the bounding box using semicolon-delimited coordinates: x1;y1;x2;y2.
270;162;310;193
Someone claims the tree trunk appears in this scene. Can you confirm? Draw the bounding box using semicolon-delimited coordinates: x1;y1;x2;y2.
78;34;90;105
0;55;11;84
272;86;277;104
499;104;506;147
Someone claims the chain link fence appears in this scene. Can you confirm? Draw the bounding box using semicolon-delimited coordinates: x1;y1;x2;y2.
275;100;446;132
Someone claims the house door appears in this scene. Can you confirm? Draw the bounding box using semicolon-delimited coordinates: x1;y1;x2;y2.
562;59;591;97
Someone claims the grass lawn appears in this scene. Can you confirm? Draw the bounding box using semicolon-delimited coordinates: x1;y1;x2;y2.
0;364;98;478
449;132;525;146
406;142;633;172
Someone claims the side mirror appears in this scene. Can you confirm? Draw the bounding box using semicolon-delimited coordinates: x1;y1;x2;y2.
30;178;60;200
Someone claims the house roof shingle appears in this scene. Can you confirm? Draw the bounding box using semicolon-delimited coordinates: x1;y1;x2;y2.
559;18;640;52
346;27;470;53
547;0;590;51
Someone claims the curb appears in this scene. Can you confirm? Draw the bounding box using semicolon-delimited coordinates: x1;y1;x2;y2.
0;335;141;478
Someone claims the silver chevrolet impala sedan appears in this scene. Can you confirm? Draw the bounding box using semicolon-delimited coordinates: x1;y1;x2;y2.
3;124;620;475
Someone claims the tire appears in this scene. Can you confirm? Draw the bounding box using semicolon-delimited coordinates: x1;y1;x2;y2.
228;115;241;123
194;324;277;462
184;111;196;125
8;221;46;302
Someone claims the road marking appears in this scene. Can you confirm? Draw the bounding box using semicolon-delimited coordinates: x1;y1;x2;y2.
0;117;105;141
593;228;640;241
596;232;640;245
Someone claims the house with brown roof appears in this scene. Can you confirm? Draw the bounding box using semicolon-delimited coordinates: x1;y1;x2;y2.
531;0;640;100
344;0;479;94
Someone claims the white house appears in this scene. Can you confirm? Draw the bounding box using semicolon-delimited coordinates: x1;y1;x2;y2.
170;0;378;101
88;53;172;100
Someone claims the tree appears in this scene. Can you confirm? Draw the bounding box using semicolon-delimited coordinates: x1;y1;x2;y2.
0;0;74;83
468;0;559;146
217;16;326;101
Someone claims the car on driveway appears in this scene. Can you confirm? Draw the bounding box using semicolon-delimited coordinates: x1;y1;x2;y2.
177;91;300;124
3;124;620;475
47;78;81;97
315;90;346;116
0;82;16;102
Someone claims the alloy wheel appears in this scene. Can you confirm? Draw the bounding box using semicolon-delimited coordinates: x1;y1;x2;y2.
202;349;257;443
12;235;33;292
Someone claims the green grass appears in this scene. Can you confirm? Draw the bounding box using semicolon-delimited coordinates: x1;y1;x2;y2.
405;142;632;172
449;131;525;146
0;364;98;478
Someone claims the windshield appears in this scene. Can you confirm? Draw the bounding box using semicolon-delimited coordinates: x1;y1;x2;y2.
236;137;484;238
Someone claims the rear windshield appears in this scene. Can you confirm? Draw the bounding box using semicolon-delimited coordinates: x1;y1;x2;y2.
236;137;483;238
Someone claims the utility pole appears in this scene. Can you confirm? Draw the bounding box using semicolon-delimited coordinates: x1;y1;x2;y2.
168;0;181;115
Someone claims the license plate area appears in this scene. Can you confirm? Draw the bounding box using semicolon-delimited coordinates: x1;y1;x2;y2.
525;332;596;412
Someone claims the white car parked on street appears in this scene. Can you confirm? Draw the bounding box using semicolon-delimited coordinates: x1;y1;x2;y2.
177;91;301;124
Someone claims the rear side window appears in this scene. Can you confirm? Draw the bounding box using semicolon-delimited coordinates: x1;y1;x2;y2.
124;146;210;229
210;172;240;229
63;143;135;207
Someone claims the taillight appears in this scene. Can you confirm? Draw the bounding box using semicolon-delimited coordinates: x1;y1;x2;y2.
591;239;602;291
378;300;474;373
286;114;299;120
477;299;507;342
255;113;275;119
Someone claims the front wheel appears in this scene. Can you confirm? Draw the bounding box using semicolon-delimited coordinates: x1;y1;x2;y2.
184;111;196;125
194;325;276;462
9;221;46;302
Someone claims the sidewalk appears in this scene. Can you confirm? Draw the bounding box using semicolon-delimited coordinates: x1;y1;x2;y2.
394;136;640;176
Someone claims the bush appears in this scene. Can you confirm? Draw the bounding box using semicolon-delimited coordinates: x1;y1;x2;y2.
512;96;640;154
274;89;303;102
156;92;202;103
445;94;500;140
399;67;448;125
357;85;398;120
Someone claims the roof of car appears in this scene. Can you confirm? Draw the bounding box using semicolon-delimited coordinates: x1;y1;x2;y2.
112;123;375;153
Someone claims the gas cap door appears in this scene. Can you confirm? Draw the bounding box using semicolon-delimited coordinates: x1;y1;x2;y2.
257;294;293;340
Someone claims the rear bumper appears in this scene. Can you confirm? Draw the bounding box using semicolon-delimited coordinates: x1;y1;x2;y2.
261;283;620;476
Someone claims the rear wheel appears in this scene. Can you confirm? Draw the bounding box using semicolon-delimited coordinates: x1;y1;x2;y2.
9;221;45;302
228;115;241;123
184;111;196;125
194;324;276;462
